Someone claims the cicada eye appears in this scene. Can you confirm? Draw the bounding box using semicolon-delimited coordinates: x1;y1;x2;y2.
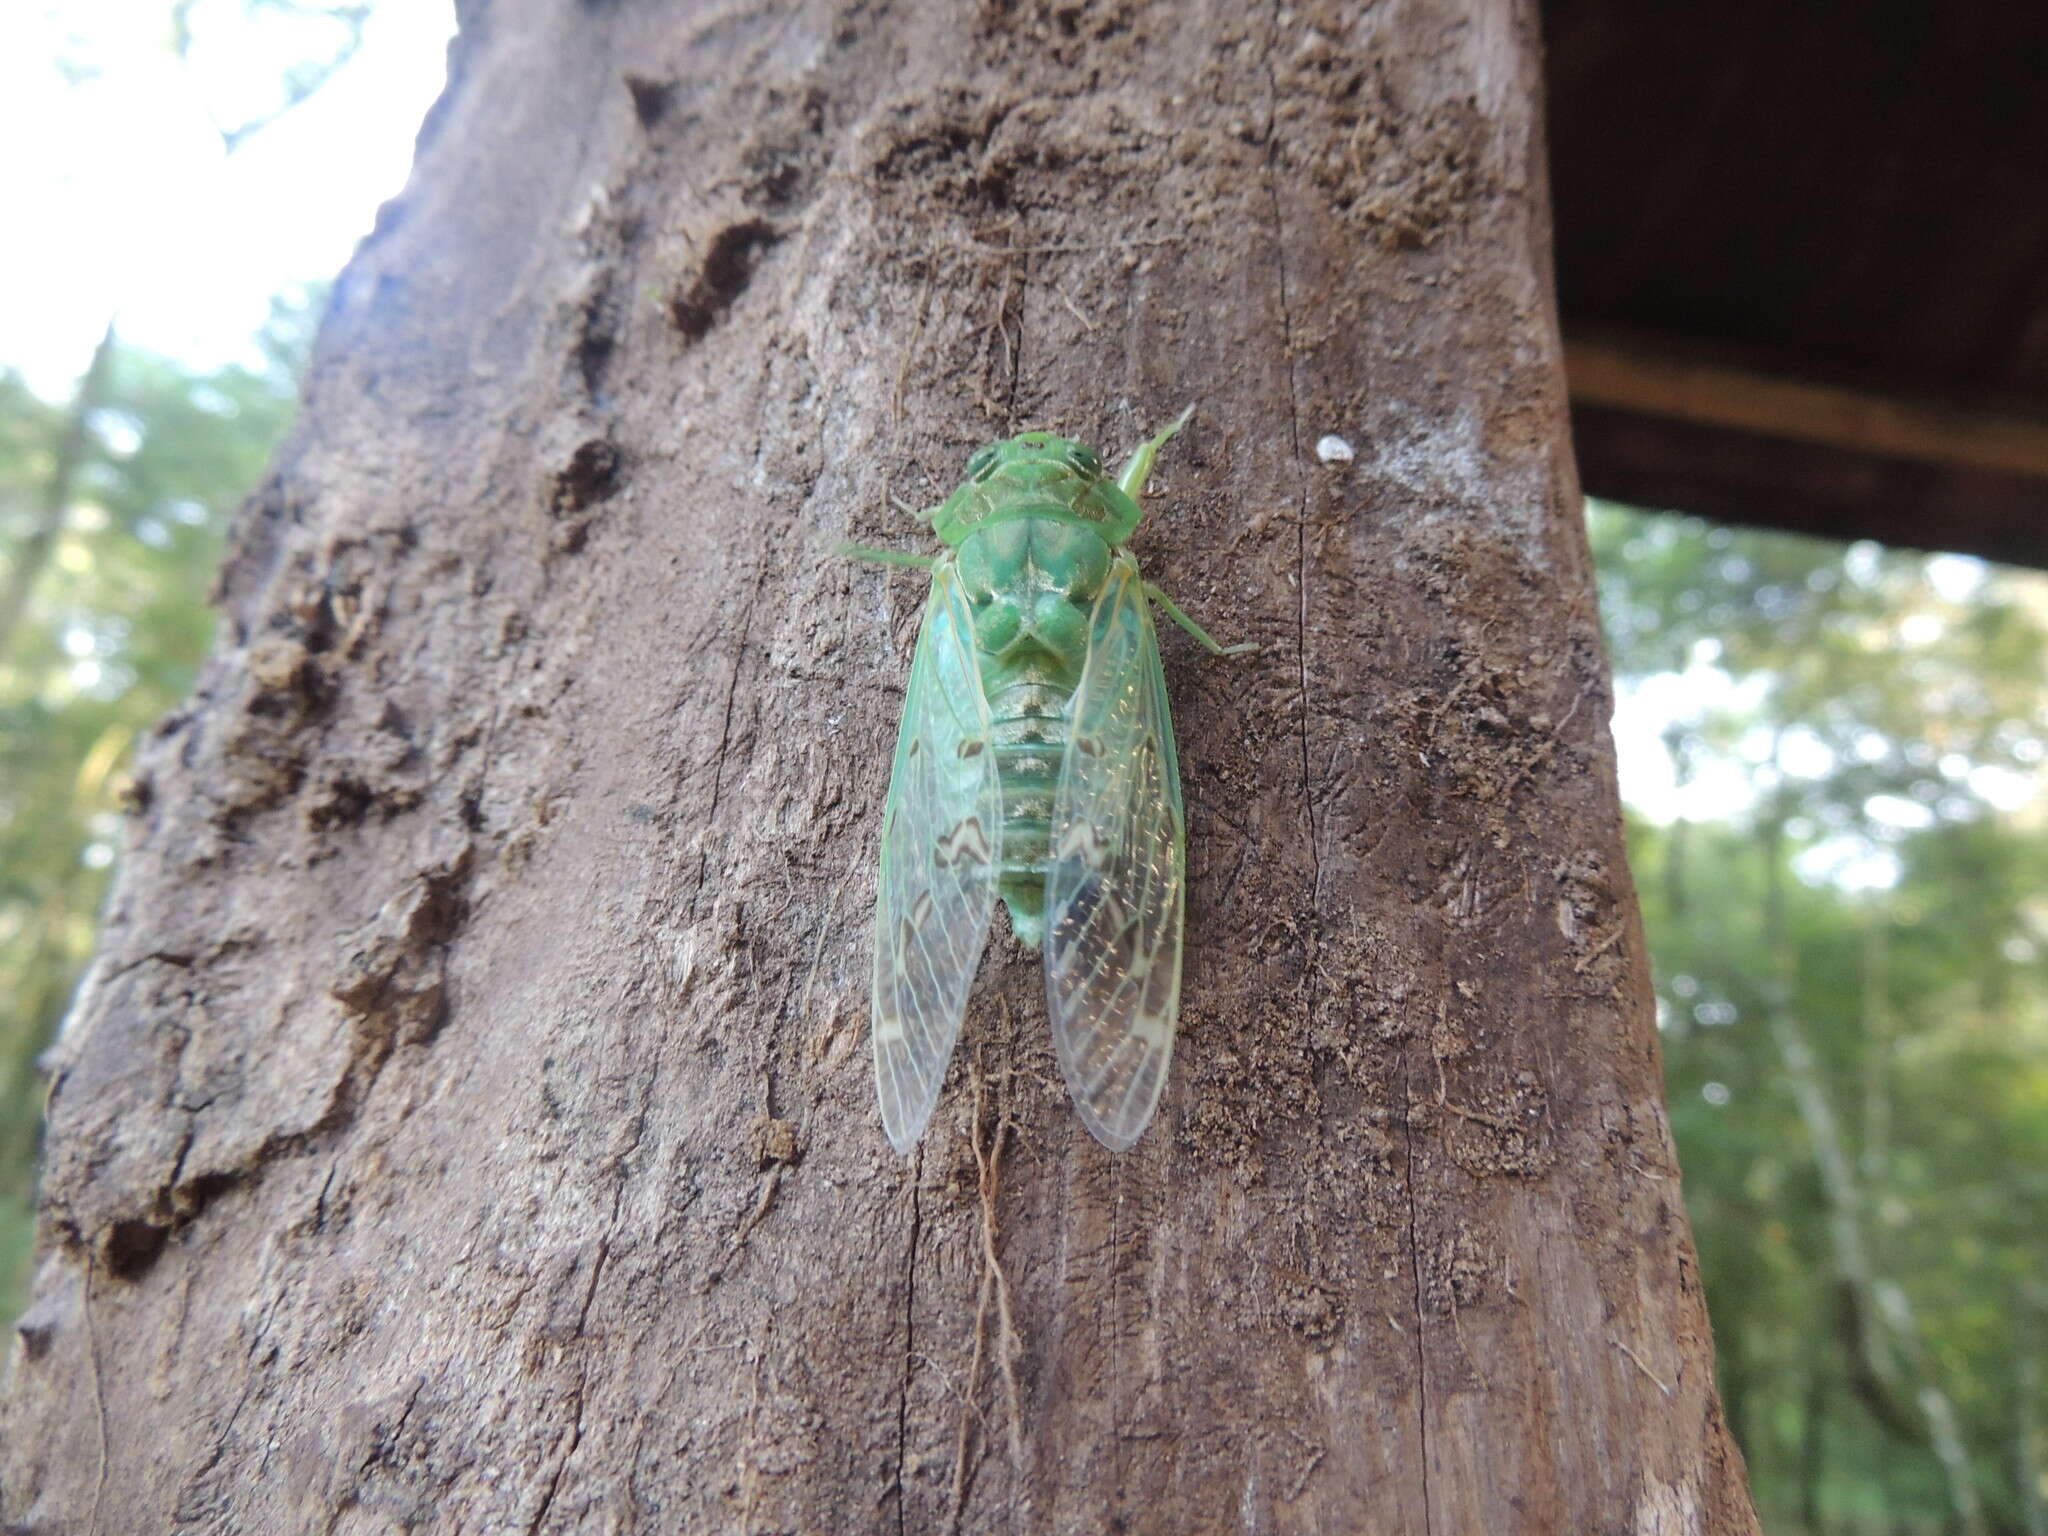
967;446;999;482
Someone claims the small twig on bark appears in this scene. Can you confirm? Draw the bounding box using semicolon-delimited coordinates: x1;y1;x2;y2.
1495;685;1591;802
1612;1335;1674;1398
729;1166;784;1253
1572;922;1629;974
1052;280;1096;331
737;1334;767;1535
975;1064;1023;1468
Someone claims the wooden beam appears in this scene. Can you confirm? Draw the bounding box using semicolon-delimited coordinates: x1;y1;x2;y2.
1565;329;2048;482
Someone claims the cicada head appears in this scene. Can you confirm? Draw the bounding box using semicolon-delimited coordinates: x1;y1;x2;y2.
929;431;1144;548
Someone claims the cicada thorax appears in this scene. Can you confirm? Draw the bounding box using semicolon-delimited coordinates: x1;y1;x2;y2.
928;432;1143;549
951;514;1114;949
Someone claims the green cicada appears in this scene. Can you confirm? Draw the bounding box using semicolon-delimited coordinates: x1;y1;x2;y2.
847;409;1248;1153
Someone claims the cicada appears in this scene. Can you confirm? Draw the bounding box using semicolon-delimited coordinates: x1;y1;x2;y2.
847;409;1248;1153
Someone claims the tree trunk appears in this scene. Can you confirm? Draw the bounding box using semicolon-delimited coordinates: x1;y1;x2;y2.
0;323;117;669
2;2;1759;1531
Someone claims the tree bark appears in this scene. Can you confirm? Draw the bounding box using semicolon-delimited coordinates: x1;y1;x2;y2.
3;2;1759;1532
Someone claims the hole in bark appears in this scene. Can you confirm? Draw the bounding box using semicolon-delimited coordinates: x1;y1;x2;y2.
576;326;615;395
307;774;378;830
175;1171;241;1220
747;156;805;208
867;123;976;186
101;1218;169;1280
623;72;674;129
574;287;619;395
551;439;625;515
14;1309;55;1360
410;859;474;948
666;220;782;341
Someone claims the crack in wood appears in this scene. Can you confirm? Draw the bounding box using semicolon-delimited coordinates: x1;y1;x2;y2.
526;1238;608;1534
692;536;771;916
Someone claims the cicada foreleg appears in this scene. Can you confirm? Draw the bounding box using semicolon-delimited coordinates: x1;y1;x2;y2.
1115;404;1197;500
839;543;937;570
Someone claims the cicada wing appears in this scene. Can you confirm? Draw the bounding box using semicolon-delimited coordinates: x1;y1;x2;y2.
1045;553;1187;1151
871;561;1002;1153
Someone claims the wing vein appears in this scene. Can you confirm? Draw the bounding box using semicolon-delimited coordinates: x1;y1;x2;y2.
1044;554;1187;1151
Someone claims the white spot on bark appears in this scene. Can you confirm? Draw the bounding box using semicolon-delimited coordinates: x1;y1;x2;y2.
1370;401;1555;561
1314;434;1354;464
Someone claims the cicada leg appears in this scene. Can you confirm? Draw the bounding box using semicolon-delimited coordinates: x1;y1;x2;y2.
1115;404;1196;500
839;544;937;570
1143;580;1257;656
1112;408;1257;656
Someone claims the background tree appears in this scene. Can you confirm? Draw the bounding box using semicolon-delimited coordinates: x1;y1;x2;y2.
1;0;428;1320
0;299;314;1303
4;0;1760;1529
1594;506;2048;1533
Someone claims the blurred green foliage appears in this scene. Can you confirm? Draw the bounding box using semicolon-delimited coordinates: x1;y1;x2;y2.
1592;505;2048;1534
0;295;315;1309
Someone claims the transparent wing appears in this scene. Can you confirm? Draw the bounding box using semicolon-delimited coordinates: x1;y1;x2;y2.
1045;552;1186;1151
872;560;1002;1153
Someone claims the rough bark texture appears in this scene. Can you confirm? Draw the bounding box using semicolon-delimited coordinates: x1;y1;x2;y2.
3;1;1759;1531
